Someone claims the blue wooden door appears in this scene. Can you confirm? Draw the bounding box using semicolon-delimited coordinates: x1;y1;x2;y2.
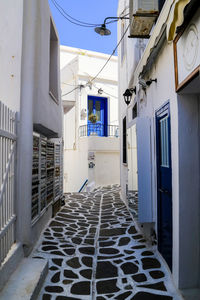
156;103;172;270
88;96;107;136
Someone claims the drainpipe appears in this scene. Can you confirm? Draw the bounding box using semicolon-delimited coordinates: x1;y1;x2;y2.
74;80;78;150
16;0;37;254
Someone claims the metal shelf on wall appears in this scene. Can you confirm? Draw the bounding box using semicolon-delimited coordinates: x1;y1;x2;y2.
31;134;63;223
32;134;40;219
60;139;64;199
40;138;47;211
46;141;54;205
54;143;61;201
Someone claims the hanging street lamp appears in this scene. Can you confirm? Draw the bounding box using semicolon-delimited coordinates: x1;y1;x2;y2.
94;16;129;36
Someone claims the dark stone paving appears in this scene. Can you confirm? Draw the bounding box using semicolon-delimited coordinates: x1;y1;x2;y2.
34;185;182;300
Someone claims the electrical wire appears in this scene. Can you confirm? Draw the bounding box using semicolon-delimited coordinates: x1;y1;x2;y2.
52;0;101;26
62;86;80;97
61;82;77;87
51;0;102;27
92;84;118;99
62;82;118;99
51;0;128;27
51;0;95;27
61;24;130;97
90;24;130;83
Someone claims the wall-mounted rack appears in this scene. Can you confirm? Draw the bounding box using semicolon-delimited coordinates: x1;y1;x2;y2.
31;133;63;222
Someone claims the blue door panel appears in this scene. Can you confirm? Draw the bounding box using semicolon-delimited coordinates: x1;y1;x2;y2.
87;96;107;136
156;102;172;270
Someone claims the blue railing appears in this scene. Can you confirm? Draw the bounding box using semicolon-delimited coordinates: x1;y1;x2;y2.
79;179;88;192
79;124;119;137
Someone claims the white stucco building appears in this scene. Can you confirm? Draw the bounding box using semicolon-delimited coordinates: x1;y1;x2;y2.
0;0;63;289
118;0;200;298
61;46;120;192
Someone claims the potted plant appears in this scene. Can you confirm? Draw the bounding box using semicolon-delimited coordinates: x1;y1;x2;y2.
88;113;98;136
88;113;97;123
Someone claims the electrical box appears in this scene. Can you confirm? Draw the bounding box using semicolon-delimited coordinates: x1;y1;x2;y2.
133;0;158;13
129;0;159;38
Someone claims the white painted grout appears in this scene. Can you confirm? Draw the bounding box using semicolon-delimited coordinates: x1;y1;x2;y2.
91;192;103;300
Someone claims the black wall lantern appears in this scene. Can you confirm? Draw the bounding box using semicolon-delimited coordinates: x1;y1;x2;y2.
123;87;136;105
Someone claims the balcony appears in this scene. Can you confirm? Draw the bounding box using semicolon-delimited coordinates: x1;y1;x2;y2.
79;124;119;137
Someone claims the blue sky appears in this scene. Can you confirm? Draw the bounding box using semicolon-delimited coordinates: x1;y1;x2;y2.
49;0;119;55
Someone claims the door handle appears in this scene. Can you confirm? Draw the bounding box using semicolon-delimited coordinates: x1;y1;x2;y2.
159;188;170;195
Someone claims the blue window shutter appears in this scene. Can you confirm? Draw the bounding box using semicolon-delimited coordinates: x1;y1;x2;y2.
137;117;153;223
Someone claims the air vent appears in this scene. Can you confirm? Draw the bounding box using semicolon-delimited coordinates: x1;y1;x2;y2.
129;0;159;38
133;0;158;13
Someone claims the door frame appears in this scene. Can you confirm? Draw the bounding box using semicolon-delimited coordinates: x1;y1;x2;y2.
155;101;172;269
87;95;108;136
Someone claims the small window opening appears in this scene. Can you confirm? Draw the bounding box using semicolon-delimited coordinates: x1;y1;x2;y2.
132;103;137;120
49;19;59;103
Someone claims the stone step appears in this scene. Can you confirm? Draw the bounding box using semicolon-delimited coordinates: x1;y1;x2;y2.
0;258;48;300
181;288;200;300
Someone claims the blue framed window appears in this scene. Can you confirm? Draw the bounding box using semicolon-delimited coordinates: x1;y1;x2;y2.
87;95;108;137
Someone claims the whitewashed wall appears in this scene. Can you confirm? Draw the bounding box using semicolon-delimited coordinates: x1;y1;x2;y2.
95;152;120;186
118;0;200;293
118;0;141;202
33;1;62;138
0;0;63;289
0;0;23;112
0;0;63;138
140;37;200;292
61;46;120;192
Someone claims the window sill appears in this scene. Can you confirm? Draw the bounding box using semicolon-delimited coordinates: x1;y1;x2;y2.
49;91;59;104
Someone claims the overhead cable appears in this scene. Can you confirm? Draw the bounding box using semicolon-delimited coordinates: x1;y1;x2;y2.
51;0;102;27
61;24;130;97
93;84;118;99
51;0;123;27
62;86;80;97
90;24;130;82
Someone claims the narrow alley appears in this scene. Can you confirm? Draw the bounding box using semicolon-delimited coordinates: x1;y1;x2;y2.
1;0;200;298
33;186;181;300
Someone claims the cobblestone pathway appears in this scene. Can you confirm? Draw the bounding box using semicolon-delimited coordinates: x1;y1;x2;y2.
34;186;182;300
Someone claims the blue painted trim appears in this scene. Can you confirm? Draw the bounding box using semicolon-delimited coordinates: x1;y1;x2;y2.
78;179;88;193
104;98;108;136
87;95;108;136
155;101;172;270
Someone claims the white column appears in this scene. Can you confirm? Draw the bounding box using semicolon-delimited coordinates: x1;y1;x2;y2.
16;0;38;251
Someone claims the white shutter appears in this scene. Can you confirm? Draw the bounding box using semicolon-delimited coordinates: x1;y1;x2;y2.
137;117;153;223
133;0;158;13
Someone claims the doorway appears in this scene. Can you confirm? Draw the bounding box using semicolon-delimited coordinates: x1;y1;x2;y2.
87;95;108;136
127;124;138;218
156;102;172;270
